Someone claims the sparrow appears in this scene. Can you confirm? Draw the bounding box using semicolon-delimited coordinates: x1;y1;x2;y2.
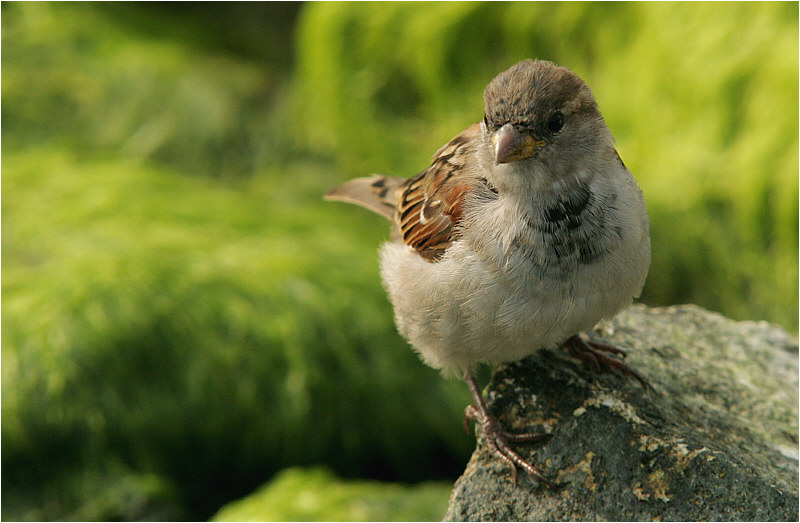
325;59;651;486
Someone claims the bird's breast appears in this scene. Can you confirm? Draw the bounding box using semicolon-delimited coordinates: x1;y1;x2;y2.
487;183;624;281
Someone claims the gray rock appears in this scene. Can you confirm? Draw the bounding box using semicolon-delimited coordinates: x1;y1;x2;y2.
446;304;798;521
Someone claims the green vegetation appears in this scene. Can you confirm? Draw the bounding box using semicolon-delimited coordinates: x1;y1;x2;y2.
2;148;471;519
3;2;796;521
212;468;451;522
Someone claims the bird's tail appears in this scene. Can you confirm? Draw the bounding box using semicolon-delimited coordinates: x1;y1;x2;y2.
324;174;406;221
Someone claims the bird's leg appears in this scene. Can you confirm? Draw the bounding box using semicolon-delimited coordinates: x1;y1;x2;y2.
564;335;647;388
462;372;553;487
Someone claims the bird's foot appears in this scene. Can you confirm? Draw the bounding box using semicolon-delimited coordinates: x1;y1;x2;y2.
464;373;553;487
463;404;553;486
565;335;647;388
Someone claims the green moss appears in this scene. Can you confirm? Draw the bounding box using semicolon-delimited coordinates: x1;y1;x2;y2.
2;148;472;519
1;2;280;178
2;462;182;521
212;467;451;522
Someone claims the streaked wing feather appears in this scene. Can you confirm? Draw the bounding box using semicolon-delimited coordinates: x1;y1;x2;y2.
325;123;487;263
324;174;406;220
396;123;483;261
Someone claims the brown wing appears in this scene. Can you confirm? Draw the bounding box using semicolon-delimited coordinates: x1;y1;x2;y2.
395;123;485;261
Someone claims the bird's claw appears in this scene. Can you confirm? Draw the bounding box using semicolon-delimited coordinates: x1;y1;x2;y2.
565;335;648;388
463;404;553;488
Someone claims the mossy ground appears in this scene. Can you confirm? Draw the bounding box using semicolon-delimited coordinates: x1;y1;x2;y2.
212;468;451;522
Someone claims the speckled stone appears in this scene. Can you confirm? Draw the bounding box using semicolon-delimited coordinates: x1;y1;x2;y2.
445;304;798;522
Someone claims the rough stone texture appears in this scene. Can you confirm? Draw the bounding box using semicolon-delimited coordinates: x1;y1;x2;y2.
446;305;798;521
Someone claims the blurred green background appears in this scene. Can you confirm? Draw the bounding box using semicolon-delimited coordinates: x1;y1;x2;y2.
2;2;797;521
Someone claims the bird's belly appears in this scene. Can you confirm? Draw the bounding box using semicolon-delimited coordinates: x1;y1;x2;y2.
379;238;646;376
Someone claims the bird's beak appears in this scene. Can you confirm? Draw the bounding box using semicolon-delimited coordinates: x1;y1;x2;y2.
492;123;546;164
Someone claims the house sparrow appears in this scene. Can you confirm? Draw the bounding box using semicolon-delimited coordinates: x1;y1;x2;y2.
325;59;650;486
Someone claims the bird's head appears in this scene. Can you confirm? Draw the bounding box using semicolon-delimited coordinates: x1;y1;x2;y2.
481;60;613;181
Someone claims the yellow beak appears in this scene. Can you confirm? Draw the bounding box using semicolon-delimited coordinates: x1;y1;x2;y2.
492;123;546;164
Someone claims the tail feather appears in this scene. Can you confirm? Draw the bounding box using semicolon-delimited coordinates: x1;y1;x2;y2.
324;174;405;221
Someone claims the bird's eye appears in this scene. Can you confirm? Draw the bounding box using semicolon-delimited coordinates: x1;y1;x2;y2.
483;114;492;129
547;112;564;133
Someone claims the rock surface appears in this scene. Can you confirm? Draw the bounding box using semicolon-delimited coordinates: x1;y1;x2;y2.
445;305;798;521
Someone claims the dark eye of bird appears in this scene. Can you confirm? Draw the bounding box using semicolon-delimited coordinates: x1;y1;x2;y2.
483;114;492;130
547;111;565;133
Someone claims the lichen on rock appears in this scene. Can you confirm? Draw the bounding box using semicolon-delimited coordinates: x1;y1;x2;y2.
446;305;798;521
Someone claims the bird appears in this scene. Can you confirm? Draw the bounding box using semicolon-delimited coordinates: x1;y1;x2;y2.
325;59;651;486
